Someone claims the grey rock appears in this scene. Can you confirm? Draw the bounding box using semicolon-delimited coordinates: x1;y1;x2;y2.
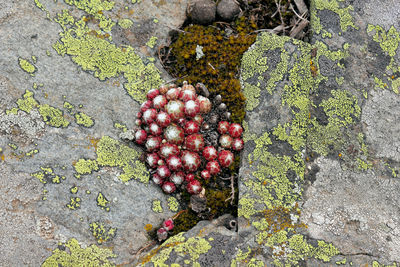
217;0;240;21
187;0;216;25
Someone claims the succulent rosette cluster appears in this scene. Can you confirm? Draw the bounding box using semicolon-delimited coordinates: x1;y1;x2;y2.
133;82;243;195
157;218;174;241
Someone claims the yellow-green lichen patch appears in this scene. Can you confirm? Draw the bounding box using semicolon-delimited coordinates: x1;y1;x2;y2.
142;232;212;266
152;199;163;213
96;192;110;212
8;143;18;150
146;36;158;49
25;149;39;157
311;0;358;36
41;238;116;266
89;221;117;244
18;58;37;76
63;101;75;113
167;196;179;212
70;186;78;194
372;261;398;267
38;104;70;128
74;158;99;175
113;122;127;132
67;197;81;210
118;18;133;29
336;258;347;265
75;111;95;127
95;136;149;183
31;166;65;184
16;90;39;113
367;24;400;94
52;9;163;103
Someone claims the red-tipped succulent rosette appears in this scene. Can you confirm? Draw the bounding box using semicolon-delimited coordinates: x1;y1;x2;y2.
162;218;174;231
187;179;203;195
218;121;230;134
156;111;171;128
170;171;185;185
184;120;200;135
162;181;176;194
181;151;201;172
167;155;183;171
206;160;221;175
218;150;234;168
184;134;204;152
228;123;243;138
203;146;218;161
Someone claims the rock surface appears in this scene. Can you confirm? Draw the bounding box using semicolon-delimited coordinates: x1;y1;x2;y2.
1;0;400;266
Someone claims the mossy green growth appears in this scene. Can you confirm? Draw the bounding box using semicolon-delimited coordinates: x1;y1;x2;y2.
75;111;95;127
74;158;99;175
96;192;110;211
152;199;163;213
52;9;163;103
18;58;36;76
38;104;70;128
89;221;117;244
41;238;115;266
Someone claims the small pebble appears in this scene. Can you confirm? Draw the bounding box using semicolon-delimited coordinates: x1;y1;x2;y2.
217;0;240;21
187;0;216;25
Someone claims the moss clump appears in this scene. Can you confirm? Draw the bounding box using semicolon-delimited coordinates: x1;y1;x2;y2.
166;17;258;123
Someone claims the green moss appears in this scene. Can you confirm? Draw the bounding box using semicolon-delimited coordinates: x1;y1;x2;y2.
96;192;110;212
75;111;95;127
118;18;133;29
67;197;81;210
74;158;99;175
95;136;149;183
38;104;70;128
18;58;36;76
167;197;179;212
152;199;163;213
89;221;117;244
42;238;115;266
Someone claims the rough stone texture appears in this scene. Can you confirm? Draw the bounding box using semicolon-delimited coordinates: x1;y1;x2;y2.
187;0;216;25
216;0;240;21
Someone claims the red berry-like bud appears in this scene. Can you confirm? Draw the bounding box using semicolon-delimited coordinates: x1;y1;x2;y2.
157;165;171;179
184;100;200;117
218;121;230;134
218;150;234;168
164;124;185;144
184;134;204;152
179;89;197;102
153;95;167;109
166;88;181;100
228;123;243;138
146;153;160;168
201;169;211;180
187;179;202;195
203;146;218;161
152;173;163;185
162;181;176;194
149;123;162;136
184;120;200;135
162;218;174;231
135;119;142;126
219;134;233;149
232;138;244;151
147;88;160;100
143;108;157;125
157;227;168;241
167;155;182;171
197;96;212;114
134;129;147;145
181;151;201;172
185;173;195;182
206;160;221;175
170;171;185;185
140;100;153;112
160;143;180;158
145;136;161;152
156;111;171;128
166;100;185;121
